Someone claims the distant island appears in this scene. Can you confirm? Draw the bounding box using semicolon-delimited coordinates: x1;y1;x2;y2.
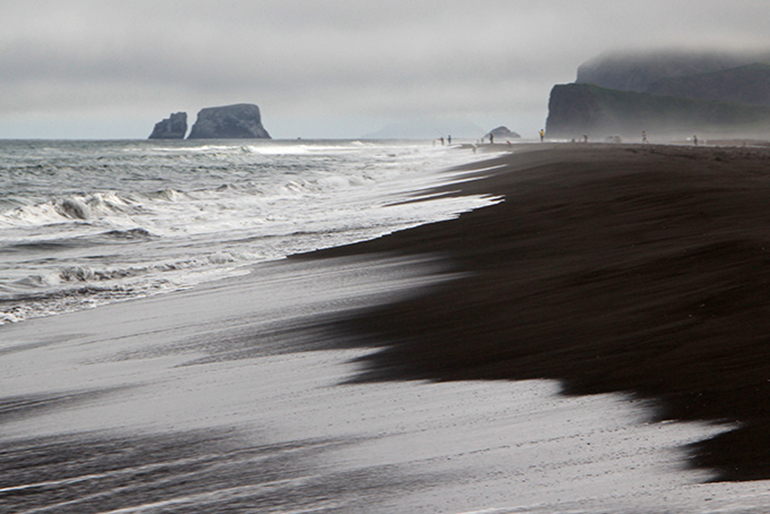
148;112;188;139
484;126;520;141
149;103;271;140
545;50;770;140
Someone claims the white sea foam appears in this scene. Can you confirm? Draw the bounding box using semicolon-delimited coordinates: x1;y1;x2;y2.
0;139;496;323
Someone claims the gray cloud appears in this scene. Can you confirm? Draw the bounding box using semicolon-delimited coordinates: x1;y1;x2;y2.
2;0;770;138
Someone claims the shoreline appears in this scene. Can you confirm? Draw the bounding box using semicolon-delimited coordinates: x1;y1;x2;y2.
4;143;770;510
4;251;743;512
305;142;770;481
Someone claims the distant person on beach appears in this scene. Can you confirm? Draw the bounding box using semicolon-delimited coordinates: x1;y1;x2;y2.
693;135;698;146
583;134;588;143
490;134;494;144
440;137;444;145
539;129;545;142
448;135;452;145
642;131;649;144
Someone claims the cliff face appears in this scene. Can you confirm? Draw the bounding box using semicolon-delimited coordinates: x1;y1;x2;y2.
187;104;271;139
545;85;610;138
148;112;187;139
646;63;770;107
547;50;770;139
545;83;770;139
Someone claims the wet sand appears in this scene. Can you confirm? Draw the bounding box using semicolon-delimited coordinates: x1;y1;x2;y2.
308;142;770;482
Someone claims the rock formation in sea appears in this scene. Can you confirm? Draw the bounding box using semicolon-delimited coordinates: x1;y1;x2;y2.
148;112;188;139
483;126;521;140
546;50;770;139
187;104;271;139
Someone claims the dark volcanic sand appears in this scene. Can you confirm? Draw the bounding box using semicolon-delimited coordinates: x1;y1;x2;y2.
302;143;770;482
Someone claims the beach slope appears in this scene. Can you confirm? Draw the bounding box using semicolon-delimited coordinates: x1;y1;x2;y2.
309;143;770;481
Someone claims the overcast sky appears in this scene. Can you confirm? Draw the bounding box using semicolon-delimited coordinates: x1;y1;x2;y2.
2;0;770;139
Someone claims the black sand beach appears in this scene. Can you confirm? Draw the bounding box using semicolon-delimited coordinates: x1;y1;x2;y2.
308;142;770;481
5;143;770;512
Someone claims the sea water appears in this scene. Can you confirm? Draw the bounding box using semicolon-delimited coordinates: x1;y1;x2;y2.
0;139;496;324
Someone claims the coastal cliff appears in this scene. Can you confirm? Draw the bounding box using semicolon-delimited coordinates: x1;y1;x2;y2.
547;50;770;139
646;63;770;106
148;112;187;139
187;104;271;139
546;83;770;139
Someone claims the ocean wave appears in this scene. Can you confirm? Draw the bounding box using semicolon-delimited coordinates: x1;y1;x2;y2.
0;229;154;256
11;267;131;289
0;282;162;325
0;252;255;324
1;139;497;324
14;251;248;288
129;144;247;155
57;198;90;220
244;144;359;156
148;188;186;201
100;227;154;240
0;191;145;228
3;239;88;252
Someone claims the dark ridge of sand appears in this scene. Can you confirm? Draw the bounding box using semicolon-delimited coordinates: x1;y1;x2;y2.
299;143;770;482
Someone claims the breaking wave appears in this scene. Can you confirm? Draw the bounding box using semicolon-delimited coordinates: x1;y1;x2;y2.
0;139;498;323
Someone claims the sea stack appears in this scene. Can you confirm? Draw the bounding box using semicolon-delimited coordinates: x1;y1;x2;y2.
484;126;521;140
148;112;187;139
187;103;271;139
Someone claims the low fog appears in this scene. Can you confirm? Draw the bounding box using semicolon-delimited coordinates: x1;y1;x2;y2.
2;0;770;138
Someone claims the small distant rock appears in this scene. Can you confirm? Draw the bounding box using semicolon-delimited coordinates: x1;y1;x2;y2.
484;126;521;140
188;103;271;139
148;112;187;139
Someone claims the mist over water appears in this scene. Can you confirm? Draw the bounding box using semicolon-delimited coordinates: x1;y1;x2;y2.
0;139;496;323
